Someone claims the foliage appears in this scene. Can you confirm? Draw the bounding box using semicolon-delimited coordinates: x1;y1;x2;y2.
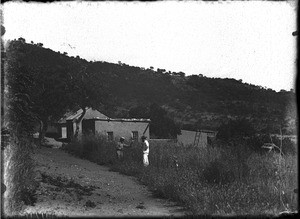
4;39;37;134
128;103;181;138
3;39;38;215
5;39;76;143
128;105;149;118
66;63;109;138
217;119;256;142
67;63;109;113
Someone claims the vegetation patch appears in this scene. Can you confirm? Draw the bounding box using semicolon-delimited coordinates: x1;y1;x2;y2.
64;134;298;216
7;214;63;219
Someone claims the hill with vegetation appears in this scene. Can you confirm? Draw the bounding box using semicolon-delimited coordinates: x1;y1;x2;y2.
6;38;297;136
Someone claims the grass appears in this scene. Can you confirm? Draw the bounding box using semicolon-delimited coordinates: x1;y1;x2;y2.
63;134;298;216
8;213;65;219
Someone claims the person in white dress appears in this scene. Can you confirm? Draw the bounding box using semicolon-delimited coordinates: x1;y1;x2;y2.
141;136;149;167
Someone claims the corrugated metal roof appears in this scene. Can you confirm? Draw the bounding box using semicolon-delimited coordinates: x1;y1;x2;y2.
58;108;150;123
67;108;108;121
90;118;151;123
65;108;85;121
59;108;108;123
58;110;76;123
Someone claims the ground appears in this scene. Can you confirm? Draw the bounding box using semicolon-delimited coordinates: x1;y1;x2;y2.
22;140;187;217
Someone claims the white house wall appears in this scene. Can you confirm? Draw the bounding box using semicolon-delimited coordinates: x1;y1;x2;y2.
94;120;150;141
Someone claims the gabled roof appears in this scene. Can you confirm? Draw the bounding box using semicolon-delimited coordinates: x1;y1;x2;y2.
58;107;108;123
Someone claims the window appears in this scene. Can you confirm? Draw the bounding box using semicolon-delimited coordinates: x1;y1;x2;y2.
107;132;114;141
132;131;139;141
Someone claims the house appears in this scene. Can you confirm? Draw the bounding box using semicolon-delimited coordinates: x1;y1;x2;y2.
58;107;150;142
57;107;108;140
177;129;217;147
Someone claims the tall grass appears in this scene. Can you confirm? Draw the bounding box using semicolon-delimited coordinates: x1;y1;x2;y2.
63;134;298;215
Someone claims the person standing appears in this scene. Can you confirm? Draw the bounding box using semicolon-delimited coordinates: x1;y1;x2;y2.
141;136;149;167
116;137;129;160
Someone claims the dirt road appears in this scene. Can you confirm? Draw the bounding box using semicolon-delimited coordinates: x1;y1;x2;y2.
22;146;187;217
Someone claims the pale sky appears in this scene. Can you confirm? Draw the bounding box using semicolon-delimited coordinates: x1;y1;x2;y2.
2;1;297;91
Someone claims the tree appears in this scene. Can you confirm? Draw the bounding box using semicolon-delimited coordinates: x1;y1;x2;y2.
66;63;108;139
29;66;72;143
17;37;26;43
128;105;149;118
178;71;185;77
4;38;39;214
217;119;255;142
149;103;181;139
128;104;180;138
194;118;203;130
157;68;166;74
6;39;75;144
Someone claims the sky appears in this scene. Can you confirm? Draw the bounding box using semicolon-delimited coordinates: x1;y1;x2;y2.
2;1;297;92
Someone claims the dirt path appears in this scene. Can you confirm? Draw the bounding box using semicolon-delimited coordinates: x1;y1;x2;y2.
23;146;187;217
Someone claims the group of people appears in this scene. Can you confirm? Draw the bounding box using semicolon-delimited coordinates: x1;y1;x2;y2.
116;135;149;167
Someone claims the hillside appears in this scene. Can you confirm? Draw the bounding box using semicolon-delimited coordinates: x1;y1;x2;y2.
6;38;297;134
88;62;296;133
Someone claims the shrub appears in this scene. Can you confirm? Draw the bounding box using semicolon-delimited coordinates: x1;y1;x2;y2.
63;134;116;165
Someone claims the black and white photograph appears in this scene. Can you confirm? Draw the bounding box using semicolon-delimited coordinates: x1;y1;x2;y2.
1;0;298;217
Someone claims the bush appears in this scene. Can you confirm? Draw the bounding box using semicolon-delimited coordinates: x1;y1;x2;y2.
63;134;116;165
